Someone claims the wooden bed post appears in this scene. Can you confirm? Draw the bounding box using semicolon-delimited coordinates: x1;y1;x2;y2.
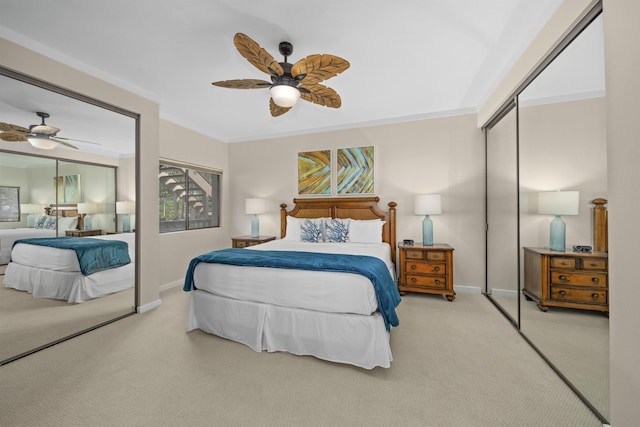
592;198;608;253
280;203;288;239
388;201;397;263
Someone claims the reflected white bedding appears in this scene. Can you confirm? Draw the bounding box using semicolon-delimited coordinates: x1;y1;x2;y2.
0;228;56;264
3;233;135;303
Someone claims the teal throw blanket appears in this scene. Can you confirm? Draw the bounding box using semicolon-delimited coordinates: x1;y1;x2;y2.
13;237;131;275
183;248;401;331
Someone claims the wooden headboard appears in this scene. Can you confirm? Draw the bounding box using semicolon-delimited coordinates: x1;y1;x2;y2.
593;198;608;253
44;203;83;230
280;196;398;262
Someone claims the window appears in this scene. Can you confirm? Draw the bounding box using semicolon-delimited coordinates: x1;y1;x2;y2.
159;161;221;233
0;186;20;222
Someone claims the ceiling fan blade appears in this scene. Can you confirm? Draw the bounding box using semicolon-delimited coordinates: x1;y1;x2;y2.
212;79;272;89
0;122;29;133
291;54;350;85
50;137;79;150
0;131;28;142
269;98;291;117
299;84;342;108
51;135;101;146
233;33;284;77
29;124;60;135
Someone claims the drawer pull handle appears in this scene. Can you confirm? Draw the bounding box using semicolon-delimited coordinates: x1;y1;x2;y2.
590;263;598;267
434;266;440;272
560;262;568;266
592;277;599;283
559;290;567;297
435;280;441;285
410;278;417;283
559;275;567;281
410;265;416;270
592;293;600;300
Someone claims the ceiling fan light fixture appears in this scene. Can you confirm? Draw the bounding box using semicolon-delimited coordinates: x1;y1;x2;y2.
27;134;57;150
269;84;300;108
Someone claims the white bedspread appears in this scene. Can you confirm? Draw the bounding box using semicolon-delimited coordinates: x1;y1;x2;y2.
192;240;395;316
0;228;56;264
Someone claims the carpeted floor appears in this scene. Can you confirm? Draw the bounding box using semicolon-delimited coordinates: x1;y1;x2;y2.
0;286;603;427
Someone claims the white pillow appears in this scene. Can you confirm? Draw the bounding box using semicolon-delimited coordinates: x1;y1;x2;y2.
58;216;78;230
283;216;302;241
349;219;386;243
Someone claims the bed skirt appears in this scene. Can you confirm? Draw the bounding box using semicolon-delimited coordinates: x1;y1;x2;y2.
187;290;393;369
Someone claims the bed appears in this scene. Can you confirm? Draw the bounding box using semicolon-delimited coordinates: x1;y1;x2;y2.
0;204;82;264
184;196;400;369
3;232;135;303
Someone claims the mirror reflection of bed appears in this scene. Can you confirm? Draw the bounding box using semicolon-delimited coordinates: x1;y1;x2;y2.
0;70;137;365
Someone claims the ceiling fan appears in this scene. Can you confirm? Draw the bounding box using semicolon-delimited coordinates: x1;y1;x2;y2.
0;112;100;150
212;33;350;117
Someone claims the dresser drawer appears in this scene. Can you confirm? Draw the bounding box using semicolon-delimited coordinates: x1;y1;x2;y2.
550;257;577;269
582;258;607;270
405;274;447;289
235;241;248;248
405;262;446;275
550;271;607;287
550;286;608;305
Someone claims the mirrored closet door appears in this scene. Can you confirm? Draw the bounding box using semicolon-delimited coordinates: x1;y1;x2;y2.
0;68;138;365
484;5;608;424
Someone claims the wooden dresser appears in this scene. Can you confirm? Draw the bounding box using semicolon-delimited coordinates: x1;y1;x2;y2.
398;243;455;301
523;247;608;313
65;229;102;237
231;235;275;248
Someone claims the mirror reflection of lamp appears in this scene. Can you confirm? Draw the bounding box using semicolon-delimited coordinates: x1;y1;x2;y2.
245;198;266;238
77;202;98;230
116;201;135;233
20;203;43;227
538;190;580;251
414;194;442;246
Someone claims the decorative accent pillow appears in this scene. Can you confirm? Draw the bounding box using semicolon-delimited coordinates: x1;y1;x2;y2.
349;219;386;243
58;216;78;230
324;218;350;242
44;215;57;230
300;218;324;243
34;215;48;229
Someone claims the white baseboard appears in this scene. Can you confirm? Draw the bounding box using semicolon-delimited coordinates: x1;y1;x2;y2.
454;285;482;294
489;288;518;297
136;298;162;313
160;280;183;292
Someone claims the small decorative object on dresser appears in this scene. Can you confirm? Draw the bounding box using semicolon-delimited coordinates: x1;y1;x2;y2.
231;235;275;248
398;243;455;301
65;229;102;237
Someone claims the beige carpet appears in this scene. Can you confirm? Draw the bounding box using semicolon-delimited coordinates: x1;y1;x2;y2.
0;269;135;362
0;287;603;427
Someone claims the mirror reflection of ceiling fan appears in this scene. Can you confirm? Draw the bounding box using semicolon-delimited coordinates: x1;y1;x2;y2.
212;33;350;117
0;112;101;150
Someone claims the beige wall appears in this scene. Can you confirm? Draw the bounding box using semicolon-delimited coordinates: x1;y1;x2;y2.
228;113;486;288
157;119;230;287
603;0;640;424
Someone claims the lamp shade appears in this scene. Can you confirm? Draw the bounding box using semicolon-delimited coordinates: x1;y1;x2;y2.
245;198;266;215
77;202;98;214
20;203;42;214
269;85;300;108
538;191;579;215
27;135;57;149
414;195;442;215
116;201;136;214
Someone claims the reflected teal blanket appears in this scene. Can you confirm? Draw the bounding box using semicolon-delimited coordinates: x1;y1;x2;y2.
13;237;131;275
183;248;401;331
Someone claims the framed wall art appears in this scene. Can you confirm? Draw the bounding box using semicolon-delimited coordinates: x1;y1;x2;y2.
298;150;331;195
54;174;81;203
0;186;20;222
337;146;374;194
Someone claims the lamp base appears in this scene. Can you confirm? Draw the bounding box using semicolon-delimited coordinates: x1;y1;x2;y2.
251;215;259;238
549;215;566;251
422;215;433;246
123;214;131;233
83;214;92;230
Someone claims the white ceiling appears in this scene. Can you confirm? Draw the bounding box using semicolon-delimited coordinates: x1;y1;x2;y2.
0;0;567;145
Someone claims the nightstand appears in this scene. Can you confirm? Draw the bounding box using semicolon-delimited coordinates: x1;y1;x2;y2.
398;243;455;301
231;235;276;248
65;229;103;237
523;247;608;313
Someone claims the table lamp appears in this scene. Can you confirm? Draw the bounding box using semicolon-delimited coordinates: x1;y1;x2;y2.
245;198;266;238
414;194;441;246
538;190;579;251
